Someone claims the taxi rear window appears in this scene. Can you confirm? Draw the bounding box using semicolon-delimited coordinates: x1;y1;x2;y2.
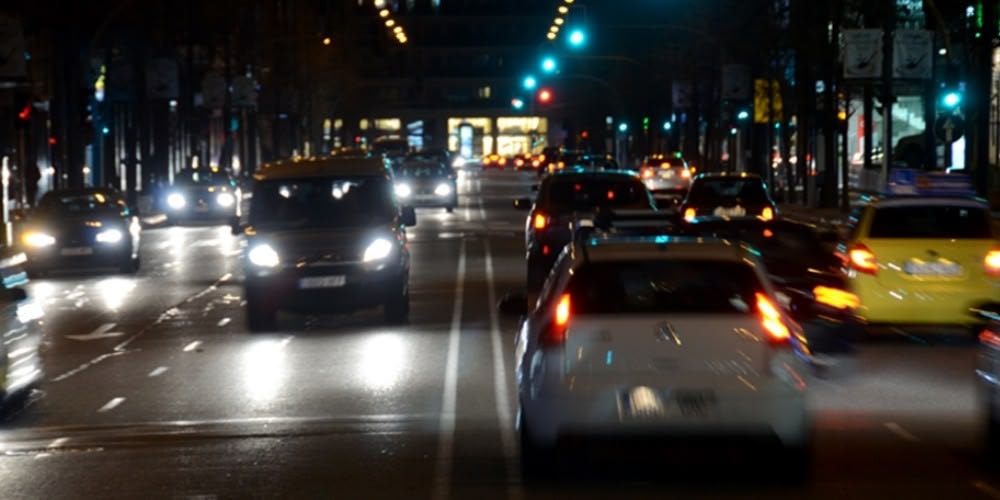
869;205;992;239
566;260;762;314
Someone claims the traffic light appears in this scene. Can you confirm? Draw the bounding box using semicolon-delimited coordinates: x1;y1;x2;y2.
568;28;586;48
541;56;557;73
522;76;537;90
736;109;750;121
642;117;649;131
511;98;524;110
537;88;552;104
941;90;961;110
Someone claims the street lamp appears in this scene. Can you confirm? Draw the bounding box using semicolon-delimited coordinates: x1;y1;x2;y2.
568;29;586;48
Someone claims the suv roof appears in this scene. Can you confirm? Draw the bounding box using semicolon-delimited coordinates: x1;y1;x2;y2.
254;157;390;181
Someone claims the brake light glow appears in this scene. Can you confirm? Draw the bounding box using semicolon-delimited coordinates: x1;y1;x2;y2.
555;293;570;326
660;162;671;168
683;208;696;222
813;286;860;310
681;169;691;179
607;190;615;200
756;292;790;345
541;294;572;347
642;169;654;179
761;206;774;221
499;158;507;166
848;243;878;275
985;248;1000;276
533;213;548;230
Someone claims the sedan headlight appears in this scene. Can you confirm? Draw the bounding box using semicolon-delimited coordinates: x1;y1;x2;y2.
95;229;123;244
23;232;55;248
434;183;452;197
395;183;412;198
216;192;236;207
248;244;280;268
363;238;394;262
167;193;186;209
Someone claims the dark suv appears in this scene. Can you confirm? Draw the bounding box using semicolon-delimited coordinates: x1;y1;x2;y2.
236;157;416;331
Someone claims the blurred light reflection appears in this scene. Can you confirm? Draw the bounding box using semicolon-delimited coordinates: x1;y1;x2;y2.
97;278;136;311
242;339;287;405
359;333;407;391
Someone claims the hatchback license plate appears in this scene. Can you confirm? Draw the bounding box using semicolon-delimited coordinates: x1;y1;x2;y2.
298;275;346;289
904;262;961;276
60;247;93;256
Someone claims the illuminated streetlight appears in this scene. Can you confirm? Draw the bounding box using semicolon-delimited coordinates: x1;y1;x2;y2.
549;25;560;33
558;5;569;14
379;9;390;17
322;37;332;46
385;19;395;27
546;32;557;40
393;26;403;34
568;29;585;47
554;17;564;25
564;0;574;3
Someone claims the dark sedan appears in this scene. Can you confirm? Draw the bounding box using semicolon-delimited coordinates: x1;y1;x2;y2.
393;160;458;212
162;167;241;224
20;188;142;275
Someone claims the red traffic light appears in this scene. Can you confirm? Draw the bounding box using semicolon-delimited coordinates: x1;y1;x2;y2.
537;88;552;103
17;103;31;121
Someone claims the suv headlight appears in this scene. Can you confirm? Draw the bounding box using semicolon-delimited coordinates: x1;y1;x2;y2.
395;183;412;198
23;231;55;248
248;244;280;267
363;238;393;262
434;183;452;197
95;229;123;244
216;192;236;207
167;193;186;209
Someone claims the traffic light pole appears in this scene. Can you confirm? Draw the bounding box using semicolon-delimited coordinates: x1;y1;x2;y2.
878;0;894;191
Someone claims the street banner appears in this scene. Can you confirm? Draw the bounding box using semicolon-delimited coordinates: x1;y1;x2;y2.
843;29;883;79
893;30;933;79
721;64;751;100
753;79;782;124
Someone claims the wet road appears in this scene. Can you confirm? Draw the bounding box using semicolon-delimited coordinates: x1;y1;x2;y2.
0;169;998;499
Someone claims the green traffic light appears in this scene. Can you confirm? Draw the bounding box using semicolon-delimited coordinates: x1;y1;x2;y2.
568;29;585;47
942;91;961;108
541;57;557;73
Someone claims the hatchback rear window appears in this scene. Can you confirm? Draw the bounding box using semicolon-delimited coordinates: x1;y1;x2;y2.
546;178;649;212
687;178;770;204
869;205;993;239
566;260;763;314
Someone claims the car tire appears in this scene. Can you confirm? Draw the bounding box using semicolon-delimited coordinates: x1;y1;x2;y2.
246;293;277;332
384;277;410;325
518;410;558;483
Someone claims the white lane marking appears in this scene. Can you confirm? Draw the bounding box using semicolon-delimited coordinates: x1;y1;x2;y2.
47;437;69;449
484;236;523;498
183;341;202;352
51;351;127;382
148;366;169;377
431;239;466;500
217;317;232;327
97;397;126;413
883;422;920;442
65;323;124;341
973;481;1000;499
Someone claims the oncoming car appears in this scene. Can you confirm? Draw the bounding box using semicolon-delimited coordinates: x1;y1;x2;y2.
510;234;813;480
21;188;142;275
162;167;240;224
393;159;458;212
236;157;416;331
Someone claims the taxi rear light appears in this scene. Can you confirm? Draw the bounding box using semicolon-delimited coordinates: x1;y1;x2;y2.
641;169;654;179
533;213;549;230
541;294;571;347
813;286;860;310
760;206;774;221
985;248;1000;276
756;292;791;346
848;243;878;275
683;208;696;222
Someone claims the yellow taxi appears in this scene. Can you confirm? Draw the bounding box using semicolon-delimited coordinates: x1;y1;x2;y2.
841;170;1000;328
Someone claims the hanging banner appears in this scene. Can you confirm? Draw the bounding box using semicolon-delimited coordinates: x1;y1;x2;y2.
672;81;693;109
893;30;933;79
843;29;883;79
721;64;752;100
753;79;782;124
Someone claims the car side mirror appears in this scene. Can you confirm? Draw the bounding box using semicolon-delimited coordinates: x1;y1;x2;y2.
401;206;417;227
498;291;529;317
513;198;532;210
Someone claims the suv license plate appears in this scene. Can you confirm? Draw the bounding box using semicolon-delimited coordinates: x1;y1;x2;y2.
298;275;346;289
60;247;94;256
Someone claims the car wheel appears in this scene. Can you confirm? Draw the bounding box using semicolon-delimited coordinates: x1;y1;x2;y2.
518;410;557;483
384;277;410;325
246;294;277;332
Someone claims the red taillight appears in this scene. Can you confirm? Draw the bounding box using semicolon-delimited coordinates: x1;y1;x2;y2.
499;158;507;166
533;213;548;230
683;208;696;222
607;190;615;200
848;243;878;275
541;294;571;347
761;206;774;221
985;248;1000;276
756;292;790;346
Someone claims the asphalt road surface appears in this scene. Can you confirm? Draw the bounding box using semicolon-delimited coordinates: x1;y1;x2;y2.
0;168;997;499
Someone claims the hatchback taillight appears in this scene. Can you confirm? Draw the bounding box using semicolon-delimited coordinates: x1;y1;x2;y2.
985;248;1000;276
683;208;696;222
756;292;790;346
848;243;878;275
541;293;571;347
533;212;548;230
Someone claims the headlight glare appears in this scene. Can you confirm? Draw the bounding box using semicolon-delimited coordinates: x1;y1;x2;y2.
167;193;186;209
216;192;236;207
248;244;280;267
23;232;55;248
363;238;393;262
434;183;452;197
95;229;123;244
395;184;412;198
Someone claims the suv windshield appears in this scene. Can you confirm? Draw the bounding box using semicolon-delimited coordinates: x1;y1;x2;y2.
396;163;450;178
869;205;993;239
173;169;233;187
567;260;762;314
250;176;394;229
688;178;770;204
545;177;650;212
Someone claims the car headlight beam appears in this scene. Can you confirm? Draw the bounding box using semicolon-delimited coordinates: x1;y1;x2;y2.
95;229;124;244
23;232;56;248
363;238;394;262
434;183;452;197
248;244;280;268
167;193;186;209
395;183;412;198
216;192;236;207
